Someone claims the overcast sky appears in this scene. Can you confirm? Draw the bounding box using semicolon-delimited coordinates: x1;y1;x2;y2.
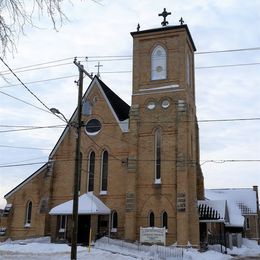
0;0;260;208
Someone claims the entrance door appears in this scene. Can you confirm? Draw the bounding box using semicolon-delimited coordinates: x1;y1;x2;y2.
77;215;91;245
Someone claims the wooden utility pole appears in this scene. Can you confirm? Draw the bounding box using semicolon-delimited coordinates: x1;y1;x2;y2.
71;58;93;260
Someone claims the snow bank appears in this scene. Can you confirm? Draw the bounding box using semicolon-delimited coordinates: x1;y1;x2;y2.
1;237;260;260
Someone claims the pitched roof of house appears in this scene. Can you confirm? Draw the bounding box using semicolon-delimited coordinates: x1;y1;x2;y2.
205;188;257;214
205;188;259;227
4;163;49;199
49;192;111;215
49;76;130;158
198;200;227;223
97;77;130;121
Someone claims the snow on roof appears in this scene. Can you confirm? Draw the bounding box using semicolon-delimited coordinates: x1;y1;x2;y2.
198;200;227;222
49;192;111;215
205;189;257;227
205;189;257;214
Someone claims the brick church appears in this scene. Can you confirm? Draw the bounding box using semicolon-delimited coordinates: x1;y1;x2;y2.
1;11;204;245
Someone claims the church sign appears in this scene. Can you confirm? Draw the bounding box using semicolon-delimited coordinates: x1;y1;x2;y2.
140;227;166;245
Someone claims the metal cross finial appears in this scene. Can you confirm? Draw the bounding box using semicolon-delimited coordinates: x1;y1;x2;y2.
158;8;171;26
179;17;184;25
137;23;140;31
95;62;103;78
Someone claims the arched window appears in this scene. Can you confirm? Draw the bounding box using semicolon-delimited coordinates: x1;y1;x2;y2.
161;211;168;229
151;45;167;80
101;150;108;194
155;129;161;183
25;201;32;226
111;210;118;232
186;53;191;85
148;211;155;227
78;152;82;193
88;151;95;192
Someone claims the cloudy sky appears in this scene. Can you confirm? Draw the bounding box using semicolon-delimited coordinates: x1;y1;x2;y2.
0;0;260;208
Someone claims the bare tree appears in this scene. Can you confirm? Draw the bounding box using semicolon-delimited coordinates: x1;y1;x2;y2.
0;0;69;56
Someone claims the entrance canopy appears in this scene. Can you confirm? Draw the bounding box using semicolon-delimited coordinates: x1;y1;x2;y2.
49;192;111;215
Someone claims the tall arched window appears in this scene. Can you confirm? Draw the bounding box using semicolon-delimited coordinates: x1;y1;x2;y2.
88;151;95;192
148;211;155;227
155;129;161;183
161;211;168;229
186;53;191;85
101;150;108;194
111;210;118;232
151;45;167;80
78;152;82;193
25;200;32;226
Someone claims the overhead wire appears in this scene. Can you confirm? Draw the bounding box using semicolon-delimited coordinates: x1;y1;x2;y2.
0;125;66;133
0;144;52;150
0;46;260;77
0;57;67;123
0;90;53;114
0;116;260;134
1;158;260;168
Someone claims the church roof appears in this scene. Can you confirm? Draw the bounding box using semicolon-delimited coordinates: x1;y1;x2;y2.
49;76;129;158
131;24;196;51
4;163;49;199
49;192;111;215
96;77;130;121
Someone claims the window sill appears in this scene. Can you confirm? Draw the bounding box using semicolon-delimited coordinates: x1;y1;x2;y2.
24;223;31;228
111;228;117;233
59;228;65;233
154;179;161;185
100;191;107;195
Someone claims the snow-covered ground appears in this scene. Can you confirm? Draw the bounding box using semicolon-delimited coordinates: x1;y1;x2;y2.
0;237;260;260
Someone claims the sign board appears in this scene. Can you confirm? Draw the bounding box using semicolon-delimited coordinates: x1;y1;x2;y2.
140;227;166;245
177;192;186;212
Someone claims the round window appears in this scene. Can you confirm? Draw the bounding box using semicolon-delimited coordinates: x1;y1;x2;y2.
162;99;170;109
147;101;156;110
85;119;101;135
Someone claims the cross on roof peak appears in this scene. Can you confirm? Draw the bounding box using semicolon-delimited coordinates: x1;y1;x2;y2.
158;8;171;26
95;62;103;78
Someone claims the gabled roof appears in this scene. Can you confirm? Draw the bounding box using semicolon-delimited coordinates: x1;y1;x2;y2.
49;192;111;215
97;77;130;121
49;76;130;158
205;189;257;214
4;163;49;199
198;200;227;223
205;189;252;227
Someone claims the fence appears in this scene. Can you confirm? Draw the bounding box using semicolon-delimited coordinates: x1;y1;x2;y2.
95;236;184;259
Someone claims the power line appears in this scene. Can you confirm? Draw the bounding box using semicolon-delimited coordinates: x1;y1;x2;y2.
0;62;73;76
196;47;260;55
0;46;260;76
0;144;52;150
201;159;260;165
1;158;260;168
196;62;260;70
0;75;78;89
0;116;259;134
0;161;47;168
0;125;66;133
0;90;52;114
0;57;75;74
0;57;66;123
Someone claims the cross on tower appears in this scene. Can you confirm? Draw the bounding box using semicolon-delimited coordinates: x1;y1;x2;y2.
95;62;103;78
179;17;184;25
158;8;171;26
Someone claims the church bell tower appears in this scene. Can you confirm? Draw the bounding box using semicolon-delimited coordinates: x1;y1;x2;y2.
125;9;204;245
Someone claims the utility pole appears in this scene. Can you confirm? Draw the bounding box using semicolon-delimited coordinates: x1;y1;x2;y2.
71;58;93;260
